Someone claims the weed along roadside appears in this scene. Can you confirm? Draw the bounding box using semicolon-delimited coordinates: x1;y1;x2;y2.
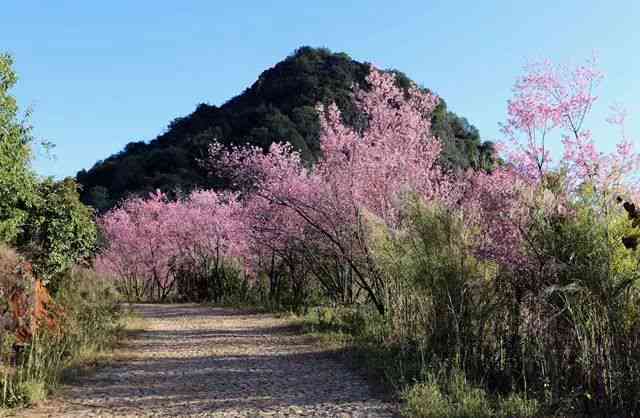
1;259;125;408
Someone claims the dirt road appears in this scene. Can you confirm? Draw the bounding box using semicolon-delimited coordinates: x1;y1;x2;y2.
17;304;398;417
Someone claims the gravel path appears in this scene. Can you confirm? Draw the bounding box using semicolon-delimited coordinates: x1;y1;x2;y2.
19;304;398;417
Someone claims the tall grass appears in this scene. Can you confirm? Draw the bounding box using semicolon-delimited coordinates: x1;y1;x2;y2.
300;195;640;417
1;267;122;408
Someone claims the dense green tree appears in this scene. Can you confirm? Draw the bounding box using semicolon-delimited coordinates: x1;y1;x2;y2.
0;54;97;282
0;54;37;244
77;47;495;209
20;178;97;281
431;98;495;171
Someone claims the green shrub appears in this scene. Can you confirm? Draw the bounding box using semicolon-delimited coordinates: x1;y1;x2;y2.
0;53;37;246
402;378;450;418
17;379;46;404
497;393;538;418
53;267;122;351
1;54;97;286
403;379;538;418
20;178;98;285
1;267;122;408
402;370;494;418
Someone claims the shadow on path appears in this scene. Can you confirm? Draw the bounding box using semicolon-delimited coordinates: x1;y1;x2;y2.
25;304;399;417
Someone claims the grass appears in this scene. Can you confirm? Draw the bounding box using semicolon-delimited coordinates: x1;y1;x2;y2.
296;306;543;418
59;308;145;384
401;371;540;418
0;268;130;409
294;306;406;400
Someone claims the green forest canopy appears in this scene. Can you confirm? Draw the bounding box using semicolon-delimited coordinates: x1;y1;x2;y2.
77;47;495;211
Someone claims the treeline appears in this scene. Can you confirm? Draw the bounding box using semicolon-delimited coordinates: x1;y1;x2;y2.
77;47;495;211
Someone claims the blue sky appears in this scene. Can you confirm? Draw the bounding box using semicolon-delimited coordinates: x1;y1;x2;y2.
3;1;639;178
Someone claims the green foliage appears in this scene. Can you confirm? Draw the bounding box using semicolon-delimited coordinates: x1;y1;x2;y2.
497;393;539;418
370;198;496;373
1;82;100;403
77;47;494;210
0;54;37;244
402;370;494;418
19;178;97;283
0;268;122;408
431;98;495;171
402;372;538;418
173;257;247;303
53;267;122;350
515;189;640;414
0;54;97;282
402;377;451;418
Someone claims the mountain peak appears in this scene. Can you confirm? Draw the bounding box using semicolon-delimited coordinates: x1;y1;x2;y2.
77;47;493;211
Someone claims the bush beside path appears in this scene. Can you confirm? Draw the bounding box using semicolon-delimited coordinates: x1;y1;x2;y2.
15;304;398;417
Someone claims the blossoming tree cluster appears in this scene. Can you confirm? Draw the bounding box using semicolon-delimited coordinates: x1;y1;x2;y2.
99;60;638;307
209;69;448;311
96;190;247;301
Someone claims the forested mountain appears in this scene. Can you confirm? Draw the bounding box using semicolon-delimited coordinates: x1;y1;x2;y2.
76;47;494;210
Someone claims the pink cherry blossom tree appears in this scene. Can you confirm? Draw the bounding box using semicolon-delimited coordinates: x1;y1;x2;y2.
467;57;639;276
96;192;176;301
96;190;248;302
165;190;248;301
500;57;603;182
210;69;448;313
501;56;639;196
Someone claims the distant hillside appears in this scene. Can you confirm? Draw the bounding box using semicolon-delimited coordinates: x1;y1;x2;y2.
77;47;494;210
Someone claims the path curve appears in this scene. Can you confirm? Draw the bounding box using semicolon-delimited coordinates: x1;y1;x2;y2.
20;304;398;417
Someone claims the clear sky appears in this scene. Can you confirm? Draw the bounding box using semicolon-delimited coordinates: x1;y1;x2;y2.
3;0;639;178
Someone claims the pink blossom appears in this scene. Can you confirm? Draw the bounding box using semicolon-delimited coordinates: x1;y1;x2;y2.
96;190;248;301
